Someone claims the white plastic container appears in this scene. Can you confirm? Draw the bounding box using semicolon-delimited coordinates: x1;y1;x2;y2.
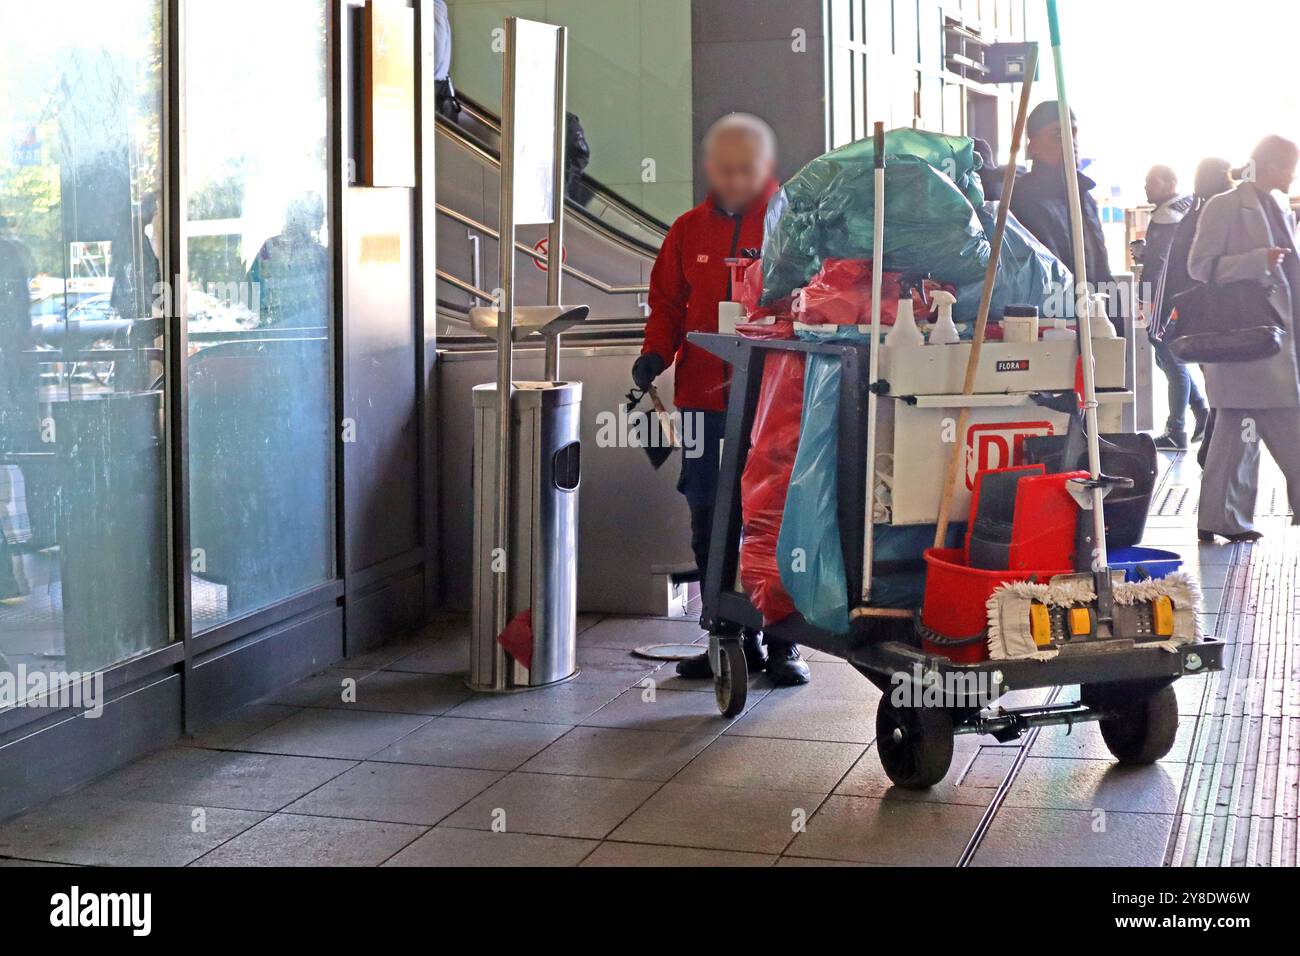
1088;293;1117;339
1001;305;1039;343
718;301;744;335
884;294;925;348
1041;317;1073;341
927;290;960;345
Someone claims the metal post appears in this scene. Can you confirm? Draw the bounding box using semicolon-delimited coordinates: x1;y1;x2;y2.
491;17;518;688
543;27;568;381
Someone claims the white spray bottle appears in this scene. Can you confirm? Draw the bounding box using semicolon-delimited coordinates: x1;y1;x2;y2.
927;290;960;345
884;286;925;348
1088;292;1117;339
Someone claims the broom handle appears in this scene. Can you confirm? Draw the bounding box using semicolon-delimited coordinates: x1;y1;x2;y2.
860;122;887;604
1047;0;1107;570
932;45;1039;549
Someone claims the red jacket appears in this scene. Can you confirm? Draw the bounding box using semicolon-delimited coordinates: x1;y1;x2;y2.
641;181;778;412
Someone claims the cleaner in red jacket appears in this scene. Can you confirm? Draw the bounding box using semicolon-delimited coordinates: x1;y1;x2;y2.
632;113;809;686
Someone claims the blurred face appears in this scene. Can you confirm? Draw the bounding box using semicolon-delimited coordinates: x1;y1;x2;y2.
1144;170;1177;205
704;128;774;213
1028;122;1077;168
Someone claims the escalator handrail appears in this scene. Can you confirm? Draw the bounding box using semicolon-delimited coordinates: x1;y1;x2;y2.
453;91;673;237
439;92;668;257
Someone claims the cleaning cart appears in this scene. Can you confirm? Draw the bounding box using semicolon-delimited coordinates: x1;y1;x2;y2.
693;327;1223;787
692;5;1223;788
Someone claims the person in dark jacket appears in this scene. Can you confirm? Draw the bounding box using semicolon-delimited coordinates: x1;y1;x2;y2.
972;138;1004;202
633;112;808;686
1150;160;1235;451
1137;165;1202;449
1010;101;1116;312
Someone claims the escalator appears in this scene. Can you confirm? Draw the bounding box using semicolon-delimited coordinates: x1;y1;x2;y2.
435;93;670;346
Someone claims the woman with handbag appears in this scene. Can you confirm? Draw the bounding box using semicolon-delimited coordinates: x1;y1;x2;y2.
1187;135;1300;542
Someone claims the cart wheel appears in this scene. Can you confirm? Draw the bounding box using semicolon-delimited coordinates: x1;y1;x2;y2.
1086;684;1179;764
875;700;954;789
714;640;749;718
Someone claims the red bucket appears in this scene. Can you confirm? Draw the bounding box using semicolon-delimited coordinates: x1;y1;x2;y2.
921;548;1068;664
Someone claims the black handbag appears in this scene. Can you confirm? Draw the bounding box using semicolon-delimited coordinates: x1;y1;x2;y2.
1166;256;1286;364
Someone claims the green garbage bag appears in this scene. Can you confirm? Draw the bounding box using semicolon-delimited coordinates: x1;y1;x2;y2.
761;129;990;305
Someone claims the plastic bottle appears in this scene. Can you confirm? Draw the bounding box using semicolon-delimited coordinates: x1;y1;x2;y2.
1041;316;1073;341
1089;292;1117;338
927;290;960;344
884;289;925;348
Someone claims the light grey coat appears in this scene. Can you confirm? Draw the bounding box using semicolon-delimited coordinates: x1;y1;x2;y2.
1187;183;1300;409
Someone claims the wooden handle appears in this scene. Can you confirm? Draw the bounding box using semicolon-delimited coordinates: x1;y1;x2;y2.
932;45;1039;549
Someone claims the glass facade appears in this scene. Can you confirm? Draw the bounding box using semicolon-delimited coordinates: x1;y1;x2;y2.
0;1;169;683
184;0;334;628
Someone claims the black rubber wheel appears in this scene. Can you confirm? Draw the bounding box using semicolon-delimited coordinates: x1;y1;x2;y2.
875;700;954;789
714;641;749;718
1085;683;1180;764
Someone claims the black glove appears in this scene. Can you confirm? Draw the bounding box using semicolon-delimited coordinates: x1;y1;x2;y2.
632;353;666;391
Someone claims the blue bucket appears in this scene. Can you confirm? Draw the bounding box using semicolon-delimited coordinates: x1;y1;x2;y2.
1109;545;1183;582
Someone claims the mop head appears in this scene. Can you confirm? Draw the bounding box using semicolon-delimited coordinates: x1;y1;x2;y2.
987;570;1201;661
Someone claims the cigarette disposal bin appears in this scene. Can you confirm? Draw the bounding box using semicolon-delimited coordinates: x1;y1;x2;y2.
471;381;582;689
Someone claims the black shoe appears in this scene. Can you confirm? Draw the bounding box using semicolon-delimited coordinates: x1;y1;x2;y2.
675;632;765;679
1153;430;1189;451
765;640;810;686
1199;529;1263;543
1191;407;1209;444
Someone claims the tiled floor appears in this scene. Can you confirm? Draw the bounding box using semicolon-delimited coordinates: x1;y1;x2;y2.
0;450;1293;866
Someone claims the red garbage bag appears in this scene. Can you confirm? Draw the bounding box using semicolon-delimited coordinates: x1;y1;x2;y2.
739;350;806;625
794;258;955;326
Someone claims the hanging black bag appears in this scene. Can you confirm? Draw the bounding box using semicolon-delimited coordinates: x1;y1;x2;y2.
1165;257;1286;364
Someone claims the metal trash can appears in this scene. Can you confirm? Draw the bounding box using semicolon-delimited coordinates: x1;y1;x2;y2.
471;381;582;690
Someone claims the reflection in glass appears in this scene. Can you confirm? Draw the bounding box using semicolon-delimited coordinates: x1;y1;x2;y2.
185;0;333;628
0;1;168;688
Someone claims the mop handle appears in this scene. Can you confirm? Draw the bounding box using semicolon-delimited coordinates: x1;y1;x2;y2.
1048;0;1108;568
933;44;1039;549
861;121;886;604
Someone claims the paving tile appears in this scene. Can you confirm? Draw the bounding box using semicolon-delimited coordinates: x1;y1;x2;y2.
520;727;712;781
447;683;620;724
179;703;301;749
724;689;875;743
1001;757;1187;814
797;661;880;701
647;667;768;694
609;781;822;854
581;841;775;867
572;644;663;686
775;855;880;867
283;762;501;825
371;715;570;771
1030;718;1196;762
87;747;355;812
386;634;471;675
234;708;431;760
441;772;659;839
578;615;707;652
0;793;265;867
385;827;598;866
191;813;423;867
835;744;1018;806
787;795;986;865
268;668;375;707
971;806;1175;866
581;686;752;734
343;633;443;670
314;670;474;715
674;735;865;794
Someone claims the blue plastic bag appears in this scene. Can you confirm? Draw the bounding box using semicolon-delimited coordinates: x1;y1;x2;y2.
952;202;1073;322
777;353;848;634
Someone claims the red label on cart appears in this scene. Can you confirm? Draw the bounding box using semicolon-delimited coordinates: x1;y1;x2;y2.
965;420;1054;489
